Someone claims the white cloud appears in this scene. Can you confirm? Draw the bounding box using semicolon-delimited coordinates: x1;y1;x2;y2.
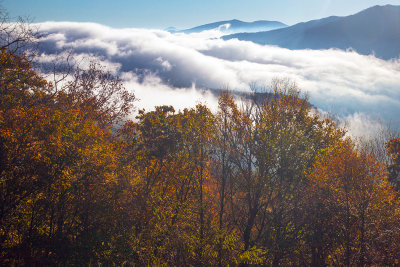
340;113;387;139
34;21;400;134
120;71;219;114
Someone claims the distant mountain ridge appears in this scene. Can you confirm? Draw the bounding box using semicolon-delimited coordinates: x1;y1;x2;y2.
223;5;400;60
167;20;287;34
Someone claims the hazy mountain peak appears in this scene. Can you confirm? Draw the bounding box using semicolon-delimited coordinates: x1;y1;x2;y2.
164;26;179;33
224;5;400;60
171;19;287;34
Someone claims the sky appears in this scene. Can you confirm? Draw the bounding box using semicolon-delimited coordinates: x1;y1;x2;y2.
3;0;400;29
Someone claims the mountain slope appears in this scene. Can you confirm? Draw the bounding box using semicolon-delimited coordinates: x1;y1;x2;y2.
224;5;400;59
175;19;287;34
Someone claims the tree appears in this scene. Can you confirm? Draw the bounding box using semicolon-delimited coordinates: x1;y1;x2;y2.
117;104;221;265
0;6;38;55
0;47;135;265
63;62;136;127
308;139;398;266
211;84;345;265
386;138;400;189
213;91;243;266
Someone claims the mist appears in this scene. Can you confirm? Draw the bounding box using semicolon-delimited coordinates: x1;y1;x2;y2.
35;21;400;135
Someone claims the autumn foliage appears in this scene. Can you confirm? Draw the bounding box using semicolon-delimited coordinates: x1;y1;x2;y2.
1;47;400;266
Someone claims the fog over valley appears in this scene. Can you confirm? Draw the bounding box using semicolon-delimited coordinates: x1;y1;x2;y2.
35;19;400;136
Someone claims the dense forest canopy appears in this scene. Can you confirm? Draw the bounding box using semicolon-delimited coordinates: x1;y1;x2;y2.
1;14;400;267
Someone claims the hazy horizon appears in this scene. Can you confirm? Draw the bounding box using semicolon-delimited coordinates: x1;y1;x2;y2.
4;0;400;29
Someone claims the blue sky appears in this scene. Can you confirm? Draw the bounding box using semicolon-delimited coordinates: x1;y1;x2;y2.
3;0;400;29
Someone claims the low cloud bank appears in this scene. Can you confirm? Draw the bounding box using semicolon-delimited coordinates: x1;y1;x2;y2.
34;22;400;135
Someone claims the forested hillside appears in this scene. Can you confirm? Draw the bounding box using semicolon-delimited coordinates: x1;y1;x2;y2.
1;18;400;267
